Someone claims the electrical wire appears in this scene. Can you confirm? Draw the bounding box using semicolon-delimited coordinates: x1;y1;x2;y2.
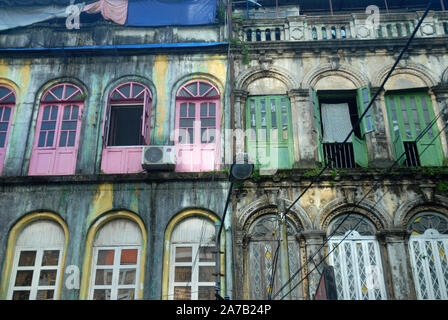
274;107;448;300
268;0;435;300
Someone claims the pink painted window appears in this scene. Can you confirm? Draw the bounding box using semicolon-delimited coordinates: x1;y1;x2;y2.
0;86;15;175
28;83;84;175
175;81;220;172
101;82;152;174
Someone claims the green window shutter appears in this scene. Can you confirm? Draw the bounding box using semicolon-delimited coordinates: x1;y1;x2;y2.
392;132;406;165
311;87;324;163
246;96;294;170
356;86;375;136
417;141;443;166
352;134;368;167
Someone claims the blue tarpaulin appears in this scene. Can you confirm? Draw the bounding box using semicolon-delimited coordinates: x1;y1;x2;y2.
126;0;217;27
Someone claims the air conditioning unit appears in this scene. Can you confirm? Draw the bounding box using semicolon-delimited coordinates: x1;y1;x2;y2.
142;146;176;171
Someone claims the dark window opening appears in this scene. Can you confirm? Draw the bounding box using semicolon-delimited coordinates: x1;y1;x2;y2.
275;28;281;40
265;29;271;41
246;29;252;41
108;105;143;146
256;29;261;41
404;141;421;167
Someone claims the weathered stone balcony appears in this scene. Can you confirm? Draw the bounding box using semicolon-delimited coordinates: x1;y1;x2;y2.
235;11;448;42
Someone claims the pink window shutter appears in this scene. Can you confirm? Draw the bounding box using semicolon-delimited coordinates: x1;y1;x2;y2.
0;86;16;175
29;84;84;176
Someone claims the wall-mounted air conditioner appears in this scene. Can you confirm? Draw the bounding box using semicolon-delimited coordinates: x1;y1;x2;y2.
142;146;176;171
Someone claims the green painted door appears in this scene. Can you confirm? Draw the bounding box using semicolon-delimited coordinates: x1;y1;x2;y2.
385;92;443;166
246;96;294;170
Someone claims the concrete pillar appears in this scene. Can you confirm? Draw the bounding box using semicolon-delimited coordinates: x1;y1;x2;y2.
431;85;448;159
377;228;416;299
277;199;291;300
296;230;327;299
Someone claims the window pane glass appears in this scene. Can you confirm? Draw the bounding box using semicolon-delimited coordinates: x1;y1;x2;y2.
59;131;67;147
42;250;60;266
15;270;34;286
41;121;56;131
50;106;58;120
0;122;8;131
46;131;54;147
52;86;64;100
209;103;216;116
180;103;187;117
199;266;215;282
97;249;115;265
199;83;212;96
186;83;197;96
188;103;195;117
108;105;143;146
71;106;79;120
0;132;6;148
64;85;77;99
38;270;57;286
200;103;208;117
198;286;215;300
18;251;36;266
175;266;192;282
179;118;194;128
199;247;215;262
175;247;192;262
117;289;135;300
205;88;218;97
67;131;76;147
120;249;138;265
63;106;71;120
201;118;215;127
36;290;54;300
12;290;30;300
61;121;77;131
119;84;131;98
3;107;11;121
43;106;51;120
93;289;111;300
119;268;136;285
38;132;46;147
94;269;113;285
133;84;145;98
174;286;191;300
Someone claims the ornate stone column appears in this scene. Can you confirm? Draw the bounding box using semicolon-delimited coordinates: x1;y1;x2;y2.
232;89;248;159
288;89;317;168
376;228;415;300
431;85;448;158
296;230;327;299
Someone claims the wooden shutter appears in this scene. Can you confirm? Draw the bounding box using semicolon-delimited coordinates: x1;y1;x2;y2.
310;88;324;163
356;86;375;136
352;133;368;167
142;91;151;145
102;99;111;147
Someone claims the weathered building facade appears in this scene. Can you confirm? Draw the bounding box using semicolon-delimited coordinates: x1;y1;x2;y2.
0;0;447;301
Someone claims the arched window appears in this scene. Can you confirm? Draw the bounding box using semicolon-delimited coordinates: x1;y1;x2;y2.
7;219;66;300
246;29;252;42
246;214;302;300
407;212;448;300
89;219;143;300
265;29;271;41
168;216;216;300
175;80;220;172
327;213;387;300
101;82;152;174
29;83;84;175
0;85;15;174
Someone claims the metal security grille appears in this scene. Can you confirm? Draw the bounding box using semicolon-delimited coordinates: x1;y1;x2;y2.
404;141;421;167
328;232;387;300
323;142;357;168
409;230;448;300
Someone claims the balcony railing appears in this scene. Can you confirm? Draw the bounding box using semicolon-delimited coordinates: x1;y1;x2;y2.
235;11;448;42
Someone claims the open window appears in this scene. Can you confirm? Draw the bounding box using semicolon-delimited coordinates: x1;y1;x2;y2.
311;86;373;168
101;82;152;174
174;80;220;172
385;91;443;167
28;83;84;175
0;85;15;175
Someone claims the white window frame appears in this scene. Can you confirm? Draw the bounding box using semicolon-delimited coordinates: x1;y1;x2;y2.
409;229;448;300
168;243;216;300
328;231;387;300
8;246;63;300
89;245;141;300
